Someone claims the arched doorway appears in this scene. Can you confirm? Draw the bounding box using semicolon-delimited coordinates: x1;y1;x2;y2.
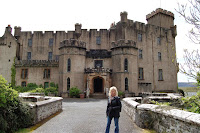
93;77;103;93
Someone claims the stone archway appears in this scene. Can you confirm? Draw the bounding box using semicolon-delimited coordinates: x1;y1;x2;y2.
93;77;103;93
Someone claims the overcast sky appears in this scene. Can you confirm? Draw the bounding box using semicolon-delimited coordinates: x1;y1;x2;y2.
1;0;199;82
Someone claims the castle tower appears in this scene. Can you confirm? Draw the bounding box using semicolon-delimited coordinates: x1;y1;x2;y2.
146;8;174;29
75;23;82;39
58;39;86;96
111;40;138;95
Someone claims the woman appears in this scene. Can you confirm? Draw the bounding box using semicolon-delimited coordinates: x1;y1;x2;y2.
105;86;122;133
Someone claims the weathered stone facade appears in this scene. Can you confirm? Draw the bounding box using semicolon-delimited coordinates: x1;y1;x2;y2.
0;8;178;96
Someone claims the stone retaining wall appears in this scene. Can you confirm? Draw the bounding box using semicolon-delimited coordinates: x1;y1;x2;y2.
122;97;200;133
30;97;63;124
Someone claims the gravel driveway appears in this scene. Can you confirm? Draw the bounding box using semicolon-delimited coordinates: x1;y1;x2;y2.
32;98;144;133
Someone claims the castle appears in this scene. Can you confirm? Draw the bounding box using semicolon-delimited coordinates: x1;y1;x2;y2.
0;8;178;97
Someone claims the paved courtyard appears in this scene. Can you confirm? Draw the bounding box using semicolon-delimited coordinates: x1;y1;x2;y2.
32;98;144;133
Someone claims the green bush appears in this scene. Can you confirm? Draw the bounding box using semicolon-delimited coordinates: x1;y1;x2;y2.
118;91;125;97
45;87;58;96
179;91;200;114
69;87;81;97
29;88;44;93
0;75;33;133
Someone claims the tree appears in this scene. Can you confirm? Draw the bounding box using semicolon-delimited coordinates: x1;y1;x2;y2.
176;0;200;81
176;0;200;44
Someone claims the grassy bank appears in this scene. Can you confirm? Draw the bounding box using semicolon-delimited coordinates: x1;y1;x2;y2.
179;87;200;92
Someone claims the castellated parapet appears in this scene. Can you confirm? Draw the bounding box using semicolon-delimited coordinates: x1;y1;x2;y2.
146;8;174;20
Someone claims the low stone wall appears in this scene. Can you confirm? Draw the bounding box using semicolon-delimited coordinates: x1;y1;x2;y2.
29;97;63;124
122;97;200;133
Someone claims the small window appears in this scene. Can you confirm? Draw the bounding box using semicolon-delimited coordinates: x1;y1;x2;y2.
138;67;144;80
67;59;71;72
49;38;53;46
158;52;162;61
125;78;128;91
124;58;128;72
48;52;53;60
44;82;49;89
43;69;50;79
138;33;142;42
158;69;163;81
67;77;70;91
21;81;26;87
21;69;28;79
28;39;32;47
139;49;143;59
94;60;103;68
55;55;59;61
157;37;161;45
96;36;101;45
27;52;31;60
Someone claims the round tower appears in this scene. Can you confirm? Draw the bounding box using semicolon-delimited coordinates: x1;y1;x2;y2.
59;39;86;96
111;40;138;95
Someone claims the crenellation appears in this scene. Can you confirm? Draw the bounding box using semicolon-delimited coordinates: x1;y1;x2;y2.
146;8;174;20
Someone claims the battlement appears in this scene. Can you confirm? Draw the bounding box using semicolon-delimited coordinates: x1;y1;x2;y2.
146;8;174;20
59;38;86;49
111;39;137;49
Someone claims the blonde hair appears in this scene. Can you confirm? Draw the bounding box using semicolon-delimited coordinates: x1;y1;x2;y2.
109;86;118;97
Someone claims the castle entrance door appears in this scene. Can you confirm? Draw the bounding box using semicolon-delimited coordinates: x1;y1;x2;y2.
93;77;103;93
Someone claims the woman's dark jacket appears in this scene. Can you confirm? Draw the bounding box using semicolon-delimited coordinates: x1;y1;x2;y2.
106;96;122;118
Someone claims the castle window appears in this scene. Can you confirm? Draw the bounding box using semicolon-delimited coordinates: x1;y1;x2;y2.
139;49;143;59
27;52;31;60
48;52;53;60
96;36;101;45
158;69;163;81
44;82;49;89
138;33;142;42
49;38;53;46
21;81;26;87
138;67;144;80
28;39;32;47
67;59;71;72
125;78;128;91
157;37;161;45
94;60;103;68
43;69;50;79
55;55;59;61
21;69;28;79
124;58;128;72
67;78;70;91
158;52;162;61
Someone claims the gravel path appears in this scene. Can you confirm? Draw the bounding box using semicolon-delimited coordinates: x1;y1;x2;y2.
32;98;144;133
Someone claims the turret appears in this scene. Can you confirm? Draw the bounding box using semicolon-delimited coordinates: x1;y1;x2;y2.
75;23;82;39
14;26;21;39
146;8;174;29
120;11;128;23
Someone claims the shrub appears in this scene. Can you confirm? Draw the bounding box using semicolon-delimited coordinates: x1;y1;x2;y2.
0;75;33;133
45;87;58;96
118;91;125;97
69;87;81;97
29;88;44;93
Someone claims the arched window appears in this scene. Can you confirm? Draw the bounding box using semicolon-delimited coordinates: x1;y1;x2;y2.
67;77;70;91
125;78;128;91
124;58;128;72
67;58;71;72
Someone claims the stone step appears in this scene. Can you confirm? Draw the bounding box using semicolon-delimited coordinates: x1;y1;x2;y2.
90;93;107;99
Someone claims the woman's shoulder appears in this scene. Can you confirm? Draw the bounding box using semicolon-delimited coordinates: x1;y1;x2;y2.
114;96;120;100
